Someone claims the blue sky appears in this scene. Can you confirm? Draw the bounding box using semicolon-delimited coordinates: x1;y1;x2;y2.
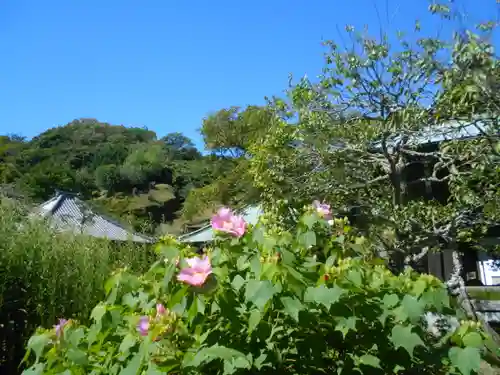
0;0;497;150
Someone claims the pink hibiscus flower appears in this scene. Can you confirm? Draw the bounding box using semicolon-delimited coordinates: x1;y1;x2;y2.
177;255;213;286
211;207;247;237
312;200;332;220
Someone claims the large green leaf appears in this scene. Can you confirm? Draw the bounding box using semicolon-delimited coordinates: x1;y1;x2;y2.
383;293;399;308
448;347;481;375
304;284;344;309
462;332;483;349
390;324;424;357
26;333;51;361
245;280;276;310
231;275;246;292
357;354;381;368
280;296;304;322
119;333;137;354
186;345;251;370
120;353;142;375
90;304;107;323
21;363;45;375
400;295;425;322
66;348;88;365
299;231;316;248
248;309;261;332
335;316;358;338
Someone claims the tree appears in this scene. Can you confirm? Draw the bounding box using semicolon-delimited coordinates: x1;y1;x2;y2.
200;105;275;157
161;132;201;161
180;106;275;222
94;164;122;192
250;4;500;278
0;119;224;235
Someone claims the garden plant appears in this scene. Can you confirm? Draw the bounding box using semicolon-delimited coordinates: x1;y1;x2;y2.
23;204;498;374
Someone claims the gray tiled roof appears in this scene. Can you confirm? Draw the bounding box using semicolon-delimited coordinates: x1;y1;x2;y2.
36;192;153;243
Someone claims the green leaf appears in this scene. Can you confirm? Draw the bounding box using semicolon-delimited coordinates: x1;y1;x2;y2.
249;254;262;278
196;295;206;314
231;275;246;292
66;348;88;365
253;352;267;369
123;293;139;309
302;213;317;228
335;316;358;338
279;248;296;265
346;269;362;286
21;363;45;375
422;287;450;310
300;231;316;248
449;347;481;375
401;295;425;321
248;309;261;332
383;293;399;308
186;345;250;369
145;364;164;375
252;226;265;244
245;280;275;310
390;324;424;357
358;354;381;368
304;284;344;309
67;327;85;347
236;255;250;271
119;333;137;353
462;332;483;348
26;333;51;360
411;279;427;297
90;304;107;323
261;262;279;280
120;353;142;375
163;261;177;290
280;296;304;322
325;255;337;269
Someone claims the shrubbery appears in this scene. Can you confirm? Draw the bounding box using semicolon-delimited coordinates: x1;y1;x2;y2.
23;204;497;374
0;198;155;373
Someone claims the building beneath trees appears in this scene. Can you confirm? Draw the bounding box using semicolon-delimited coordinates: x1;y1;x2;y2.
35;191;154;243
369;118;500;286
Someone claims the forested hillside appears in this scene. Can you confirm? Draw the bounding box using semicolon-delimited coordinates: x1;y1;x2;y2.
0;106;272;235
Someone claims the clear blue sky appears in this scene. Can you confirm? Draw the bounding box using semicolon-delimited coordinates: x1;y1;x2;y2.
1;0;497;149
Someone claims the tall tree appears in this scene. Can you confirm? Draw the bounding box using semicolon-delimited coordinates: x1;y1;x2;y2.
200;105;274;157
181;106;276;222
250;4;500;277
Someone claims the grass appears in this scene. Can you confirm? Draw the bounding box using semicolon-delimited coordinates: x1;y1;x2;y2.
0;197;157;373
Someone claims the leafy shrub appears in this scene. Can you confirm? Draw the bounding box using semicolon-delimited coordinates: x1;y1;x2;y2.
23;204;497;374
0;198;155;373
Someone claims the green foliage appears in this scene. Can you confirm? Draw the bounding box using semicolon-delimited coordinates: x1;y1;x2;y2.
22;207;496;375
250;9;500;265
201;106;274;157
0;119;239;235
0;198;156;372
181;106;276;220
95;164;122;192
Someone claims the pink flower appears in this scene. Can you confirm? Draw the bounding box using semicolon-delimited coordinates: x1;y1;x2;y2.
177;255;213;286
211;207;246;238
137;316;150;336
156;303;166;317
312;200;332;219
54;318;68;338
